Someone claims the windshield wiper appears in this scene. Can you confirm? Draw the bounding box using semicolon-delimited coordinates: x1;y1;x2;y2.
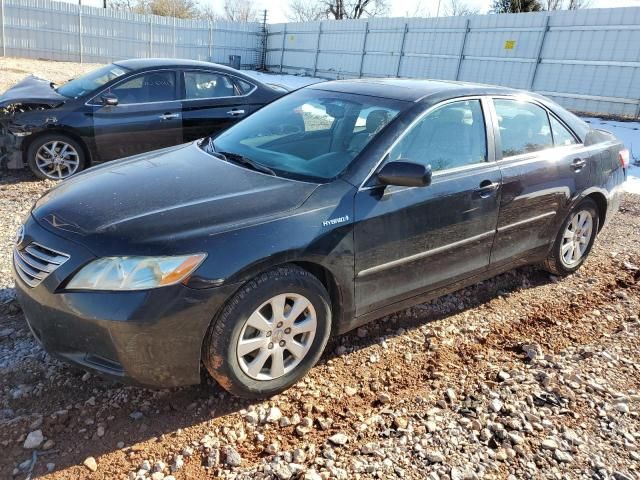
202;139;276;176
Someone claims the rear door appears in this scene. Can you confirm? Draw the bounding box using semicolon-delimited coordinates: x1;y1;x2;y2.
91;70;182;162
180;70;262;142
354;97;502;316
488;97;591;266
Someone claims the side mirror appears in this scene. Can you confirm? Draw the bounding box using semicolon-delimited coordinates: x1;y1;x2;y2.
377;160;432;187
101;93;119;107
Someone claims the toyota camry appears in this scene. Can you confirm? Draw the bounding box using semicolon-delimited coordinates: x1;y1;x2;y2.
13;79;628;398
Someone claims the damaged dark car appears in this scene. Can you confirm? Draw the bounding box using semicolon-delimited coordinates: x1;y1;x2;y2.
0;58;284;180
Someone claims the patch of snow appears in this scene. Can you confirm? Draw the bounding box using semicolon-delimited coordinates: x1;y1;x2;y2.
582;117;640;195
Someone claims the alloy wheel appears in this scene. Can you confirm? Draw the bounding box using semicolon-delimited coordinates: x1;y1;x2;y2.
236;293;317;381
560;209;594;267
35;141;80;180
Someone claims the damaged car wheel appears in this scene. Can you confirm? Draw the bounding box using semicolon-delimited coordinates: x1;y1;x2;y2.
27;134;85;180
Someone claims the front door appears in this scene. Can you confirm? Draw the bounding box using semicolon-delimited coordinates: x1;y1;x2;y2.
92;70;183;162
354;98;501;316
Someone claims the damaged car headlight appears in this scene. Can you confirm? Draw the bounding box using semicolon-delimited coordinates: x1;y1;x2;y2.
67;254;206;291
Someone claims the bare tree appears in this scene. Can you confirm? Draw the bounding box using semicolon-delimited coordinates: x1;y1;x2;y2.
223;0;258;22
567;0;590;9
287;0;325;22
444;0;480;16
492;0;543;13
543;0;563;9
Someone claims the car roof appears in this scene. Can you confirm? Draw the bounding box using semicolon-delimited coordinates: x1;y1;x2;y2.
309;78;522;102
113;58;241;75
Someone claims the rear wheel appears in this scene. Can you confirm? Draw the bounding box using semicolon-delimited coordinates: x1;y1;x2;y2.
27;134;86;180
203;265;331;398
542;198;599;276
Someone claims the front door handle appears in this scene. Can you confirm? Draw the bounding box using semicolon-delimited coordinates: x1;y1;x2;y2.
475;180;500;198
570;158;587;171
159;113;180;120
227;109;246;117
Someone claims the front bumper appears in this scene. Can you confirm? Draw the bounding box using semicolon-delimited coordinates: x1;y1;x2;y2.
13;216;238;388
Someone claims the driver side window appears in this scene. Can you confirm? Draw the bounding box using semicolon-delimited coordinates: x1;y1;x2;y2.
388;99;487;172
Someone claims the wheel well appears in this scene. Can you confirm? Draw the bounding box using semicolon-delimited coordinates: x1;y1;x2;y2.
22;129;91;166
585;192;607;231
291;261;342;330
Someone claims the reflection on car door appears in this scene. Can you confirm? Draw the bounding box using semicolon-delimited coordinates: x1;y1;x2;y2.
91;70;183;162
488;97;592;267
180;70;262;142
353;98;501;316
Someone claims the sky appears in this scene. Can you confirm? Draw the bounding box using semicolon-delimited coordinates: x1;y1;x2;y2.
69;0;640;23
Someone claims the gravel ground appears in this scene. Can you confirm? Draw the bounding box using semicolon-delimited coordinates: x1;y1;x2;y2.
1;58;640;480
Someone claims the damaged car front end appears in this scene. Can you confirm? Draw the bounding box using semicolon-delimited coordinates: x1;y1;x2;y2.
0;75;67;171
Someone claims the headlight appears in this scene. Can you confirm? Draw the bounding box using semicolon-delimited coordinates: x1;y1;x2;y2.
66;254;206;291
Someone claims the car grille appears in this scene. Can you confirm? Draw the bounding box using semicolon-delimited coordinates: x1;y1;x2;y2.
13;243;70;288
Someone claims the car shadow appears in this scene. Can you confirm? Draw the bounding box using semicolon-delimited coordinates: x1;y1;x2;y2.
0;265;552;477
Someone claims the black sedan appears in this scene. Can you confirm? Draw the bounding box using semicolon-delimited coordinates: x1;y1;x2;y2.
13;79;628;398
0;58;283;180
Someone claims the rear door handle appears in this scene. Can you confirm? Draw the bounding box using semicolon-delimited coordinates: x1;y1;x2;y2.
571;158;587;171
227;109;246;117
159;113;180;120
475;180;500;198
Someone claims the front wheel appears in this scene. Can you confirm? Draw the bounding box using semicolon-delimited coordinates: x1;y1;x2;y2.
203;265;332;398
27;134;86;180
542;198;599;276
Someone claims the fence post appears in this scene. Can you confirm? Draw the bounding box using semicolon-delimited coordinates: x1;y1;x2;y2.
1;0;6;58
148;16;153;57
396;22;408;78
358;22;369;78
530;14;550;90
78;4;83;63
313;22;322;77
173;16;177;58
279;23;287;73
455;18;470;81
208;21;213;61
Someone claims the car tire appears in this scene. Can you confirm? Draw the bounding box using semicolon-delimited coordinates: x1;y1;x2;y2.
27;133;86;180
541;198;600;276
202;265;332;399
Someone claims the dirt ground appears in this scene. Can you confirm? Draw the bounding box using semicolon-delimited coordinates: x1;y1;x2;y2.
0;57;639;480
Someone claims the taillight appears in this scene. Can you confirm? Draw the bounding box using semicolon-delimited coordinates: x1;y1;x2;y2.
619;149;630;169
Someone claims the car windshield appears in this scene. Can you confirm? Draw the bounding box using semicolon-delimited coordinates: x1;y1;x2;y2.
206;88;405;182
57;64;131;99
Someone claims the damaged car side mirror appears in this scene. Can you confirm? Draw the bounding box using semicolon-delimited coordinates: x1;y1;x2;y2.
101;93;119;107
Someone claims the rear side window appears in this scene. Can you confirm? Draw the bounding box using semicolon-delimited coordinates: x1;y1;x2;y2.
235;79;255;95
494;99;552;157
550;115;577;146
110;71;176;104
185;71;237;99
388;99;487;172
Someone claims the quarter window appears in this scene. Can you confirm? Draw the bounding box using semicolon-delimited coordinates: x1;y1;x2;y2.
550;115;577;146
109;71;176;105
494;99;552;157
185;71;238;99
388;99;487;172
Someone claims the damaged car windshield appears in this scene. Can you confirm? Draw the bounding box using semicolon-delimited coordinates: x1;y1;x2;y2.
57;64;130;99
205;89;405;182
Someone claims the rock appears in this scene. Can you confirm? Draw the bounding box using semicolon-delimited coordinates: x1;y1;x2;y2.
129;411;144;421
497;371;511;382
83;457;98;472
554;449;573;463
96;426;105;437
292;448;306;463
446;388;457;403
344;386;358;396
117;441;125;449
495;449;508;461
46;463;55;472
377;392;391;404
541;438;559;450
207;448;220;467
182;446;194;457
244;411;259;424
427;452;445;463
223;445;241;467
23;430;44;449
614;402;630;414
265;442;280;455
303;470;323;480
273;463;293;480
153;461;166;473
266;407;283;423
522;343;542;361
393;416;409;429
328;433;349;446
490;399;503;413
171;455;184;472
151;472;165;480
508;432;524;445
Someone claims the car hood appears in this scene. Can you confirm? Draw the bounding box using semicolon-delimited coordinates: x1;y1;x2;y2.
0;75;67;109
32;143;319;254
